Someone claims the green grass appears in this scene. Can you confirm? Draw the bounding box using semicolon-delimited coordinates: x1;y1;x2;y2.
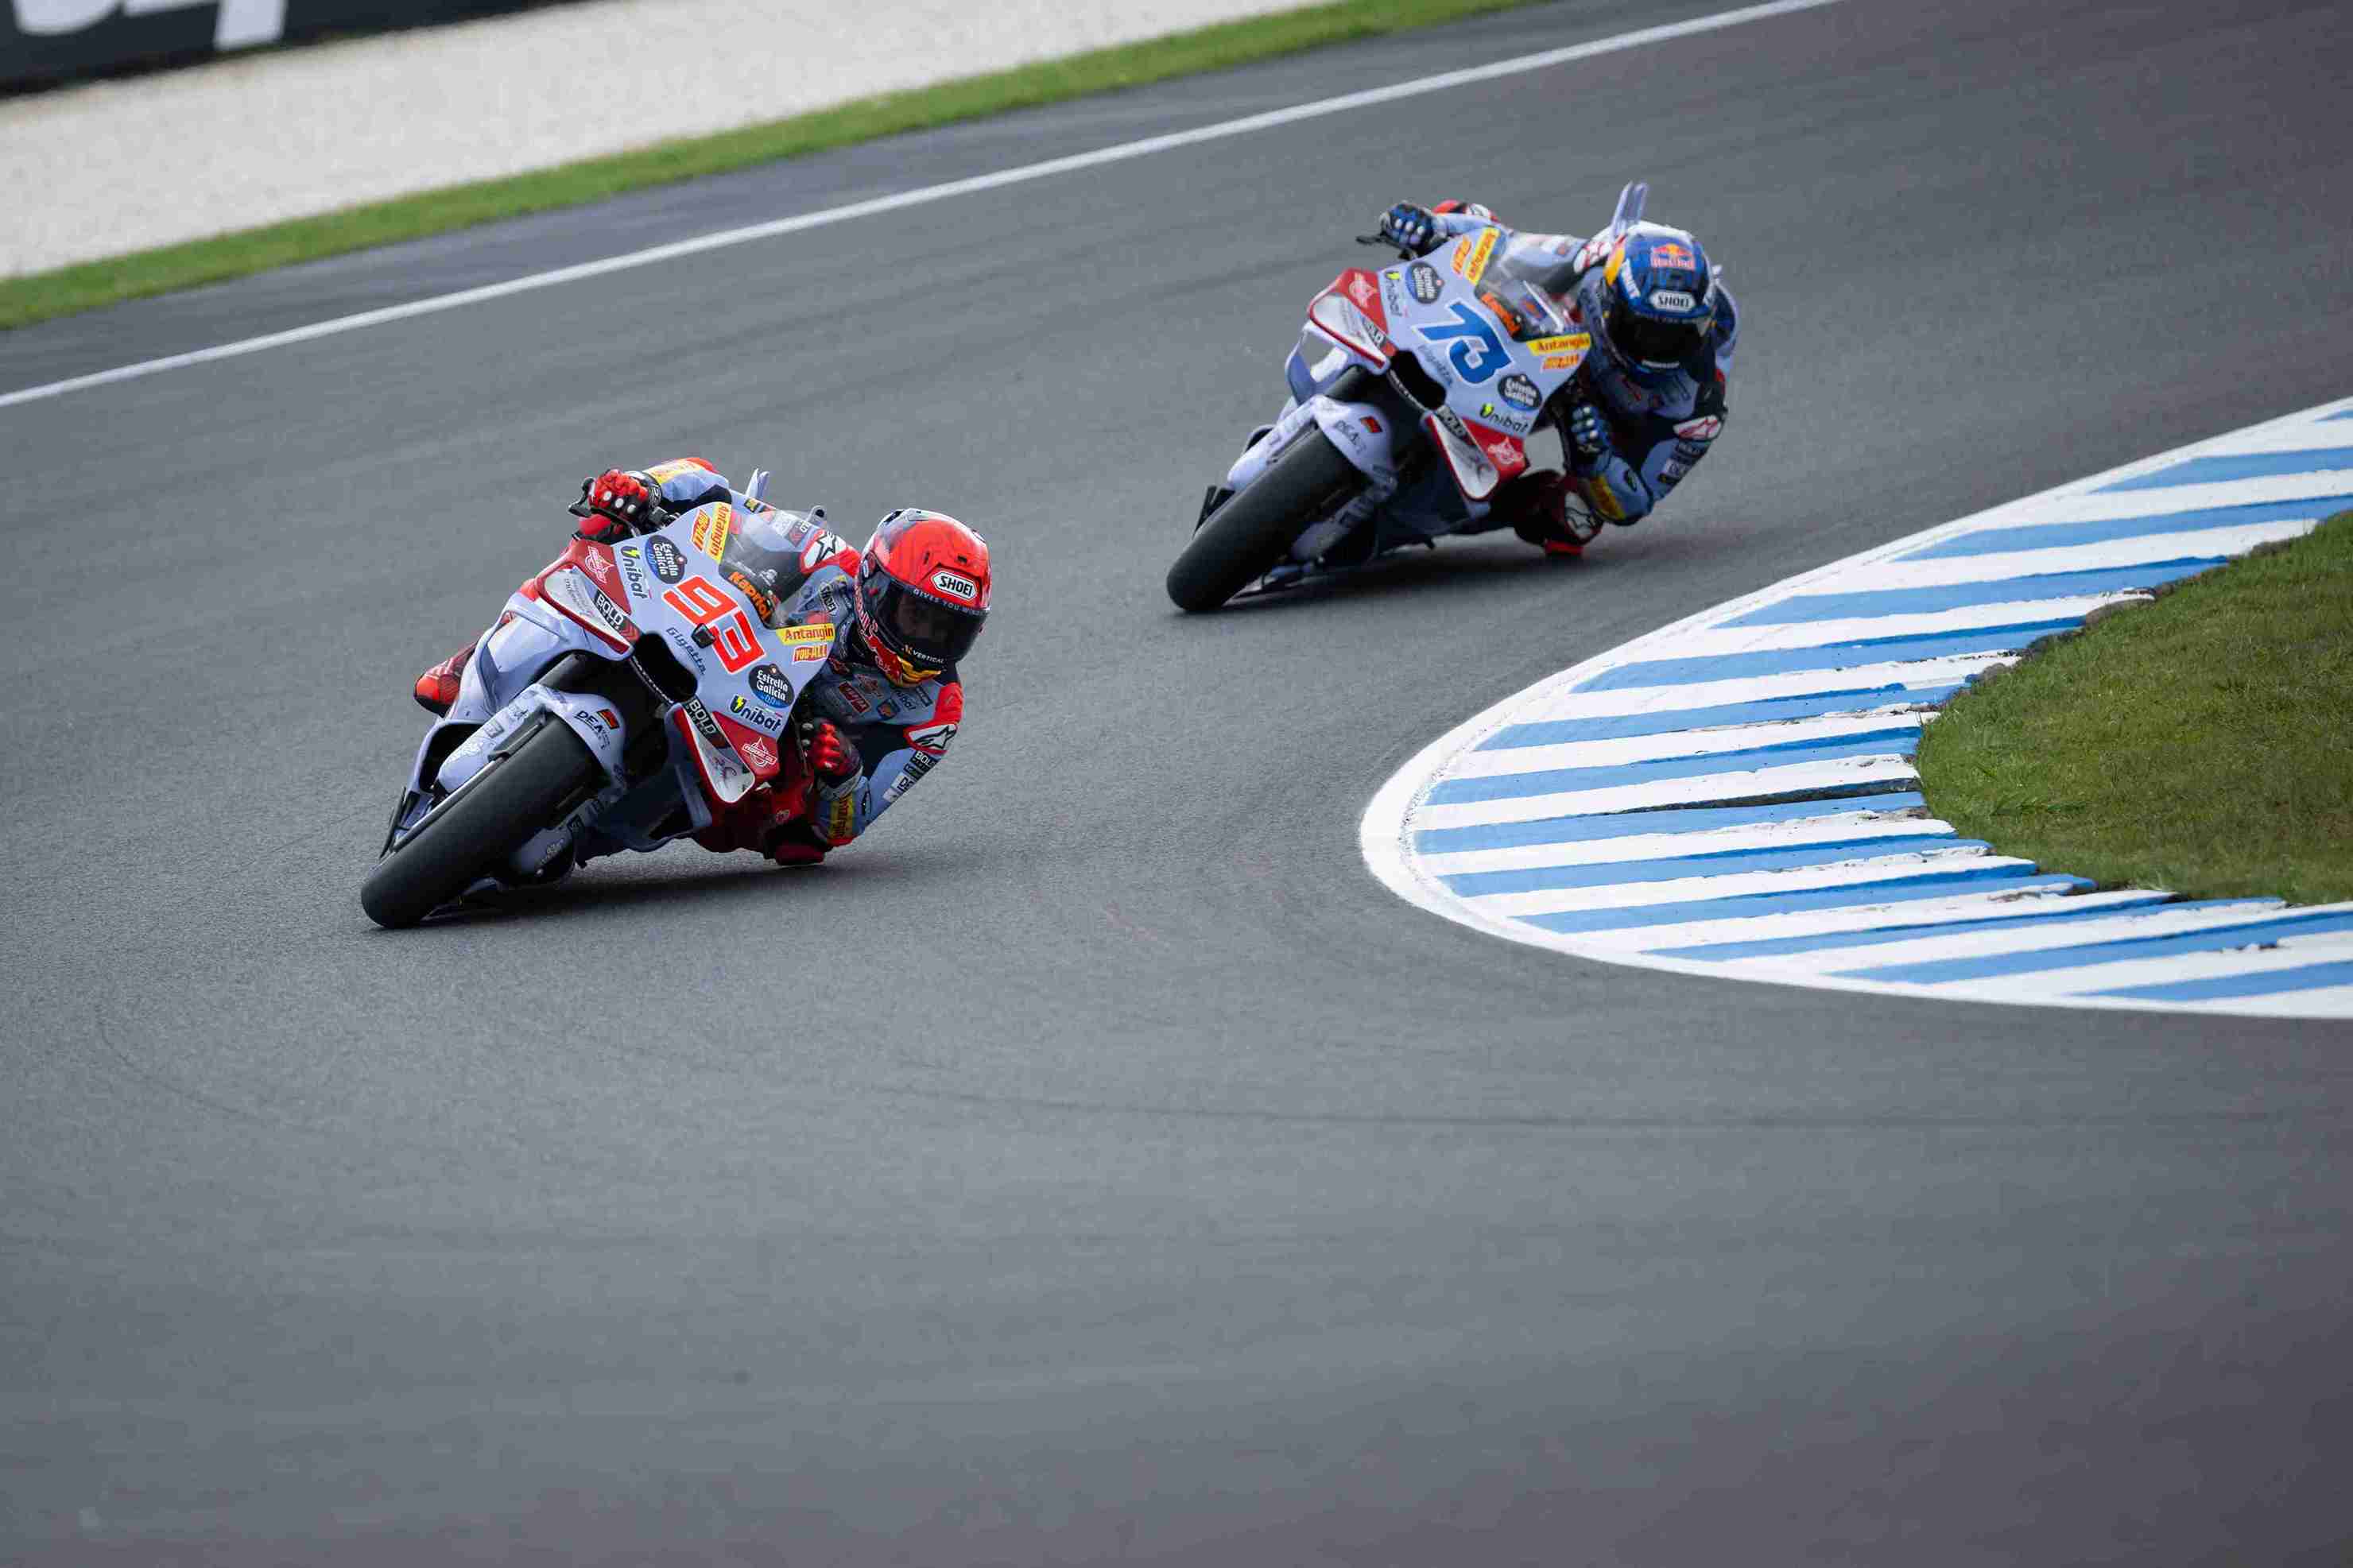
2;0;1553;332
1916;513;2353;905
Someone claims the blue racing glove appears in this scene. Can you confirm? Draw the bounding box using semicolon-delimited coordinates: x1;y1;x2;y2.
1377;202;1440;255
1564;403;1611;474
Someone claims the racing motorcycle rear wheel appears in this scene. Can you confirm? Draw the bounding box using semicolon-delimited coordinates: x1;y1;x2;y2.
1165;428;1363;612
361;716;601;929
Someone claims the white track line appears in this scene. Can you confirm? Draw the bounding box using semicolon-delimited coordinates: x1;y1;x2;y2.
1443;709;1923;777
1415;808;1948;877
0;0;1843;413
1412;754;1922;828
1361;394;2353;1017
1713;900;2293;974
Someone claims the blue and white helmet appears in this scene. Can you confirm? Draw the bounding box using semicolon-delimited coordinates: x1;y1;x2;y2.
1596;222;1717;370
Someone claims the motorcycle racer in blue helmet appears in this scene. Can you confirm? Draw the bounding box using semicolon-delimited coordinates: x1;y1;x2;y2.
1374;188;1738;555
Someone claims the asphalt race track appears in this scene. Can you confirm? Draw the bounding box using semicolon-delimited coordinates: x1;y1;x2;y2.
5;2;2351;1561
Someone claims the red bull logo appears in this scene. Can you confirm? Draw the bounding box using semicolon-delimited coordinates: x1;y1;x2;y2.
1650;241;1696;273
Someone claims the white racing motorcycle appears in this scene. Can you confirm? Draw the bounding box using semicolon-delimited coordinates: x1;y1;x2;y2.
1164;187;1667;611
362;472;835;928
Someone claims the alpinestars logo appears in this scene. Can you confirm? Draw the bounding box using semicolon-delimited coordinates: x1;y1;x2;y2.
906;719;957;756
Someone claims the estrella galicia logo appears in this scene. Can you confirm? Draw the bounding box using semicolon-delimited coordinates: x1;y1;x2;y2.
647;536;688;584
747;663;793;708
1409;263;1444;304
1499;373;1541;410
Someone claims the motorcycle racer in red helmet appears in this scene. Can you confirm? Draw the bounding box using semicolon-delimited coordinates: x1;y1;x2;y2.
413;459;987;868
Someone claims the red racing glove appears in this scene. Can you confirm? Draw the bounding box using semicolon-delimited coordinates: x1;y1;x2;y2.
570;468;660;540
1502;471;1603;557
806;720;859;787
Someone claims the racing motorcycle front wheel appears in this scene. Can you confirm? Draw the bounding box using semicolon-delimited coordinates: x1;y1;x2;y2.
1165;428;1364;613
361;716;602;929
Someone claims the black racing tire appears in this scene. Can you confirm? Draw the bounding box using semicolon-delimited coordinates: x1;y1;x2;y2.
360;718;601;929
1165;429;1364;612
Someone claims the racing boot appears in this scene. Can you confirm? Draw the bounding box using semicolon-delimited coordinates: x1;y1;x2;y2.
413;641;475;715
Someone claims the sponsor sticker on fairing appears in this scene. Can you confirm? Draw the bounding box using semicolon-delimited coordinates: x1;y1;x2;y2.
736;733;778;773
647;536;688;583
1409;262;1445;304
775;622;832;648
617;547;650;602
730;693;785;733
689;504;733;560
1450;226;1498;285
747;664;793;707
1346;273;1378;311
684;698;727;750
1499;374;1541;410
590;588;630;637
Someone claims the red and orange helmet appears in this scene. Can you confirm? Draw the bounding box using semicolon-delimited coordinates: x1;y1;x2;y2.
855;509;990;686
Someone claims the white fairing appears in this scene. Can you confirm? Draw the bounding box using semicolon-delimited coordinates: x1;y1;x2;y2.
1221;234;1595;557
388;506;830;893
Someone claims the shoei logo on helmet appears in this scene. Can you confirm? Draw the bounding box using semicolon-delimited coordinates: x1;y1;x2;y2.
930;569;979;602
1649;290;1696;312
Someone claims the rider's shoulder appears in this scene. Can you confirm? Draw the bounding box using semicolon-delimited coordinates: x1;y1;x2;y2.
902;678;963;743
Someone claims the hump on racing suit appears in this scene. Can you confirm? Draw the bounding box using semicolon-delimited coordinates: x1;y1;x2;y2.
638;458;964;854
1406;202;1739;526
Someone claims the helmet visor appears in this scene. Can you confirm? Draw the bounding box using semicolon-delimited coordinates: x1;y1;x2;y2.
869;572;984;670
1607;296;1709;366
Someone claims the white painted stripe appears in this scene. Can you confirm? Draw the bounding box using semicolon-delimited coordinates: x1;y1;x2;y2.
1939;467;2353;526
1653;594;2153;658
2208;985;2353;1017
1781;519;2316;593
1710;899;2292;975
0;0;1843;412
2000;929;2353;997
1413;754;1921;828
1544;656;2011;714
2188;420;2353;456
1443;709;1922;779
1415;807;1948;877
1470;847;2018;920
1577;888;2171;954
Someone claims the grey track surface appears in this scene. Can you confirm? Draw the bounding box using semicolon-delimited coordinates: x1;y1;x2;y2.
6;1;2352;1561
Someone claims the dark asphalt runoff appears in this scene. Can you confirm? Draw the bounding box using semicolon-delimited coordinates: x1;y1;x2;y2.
5;0;2351;1561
